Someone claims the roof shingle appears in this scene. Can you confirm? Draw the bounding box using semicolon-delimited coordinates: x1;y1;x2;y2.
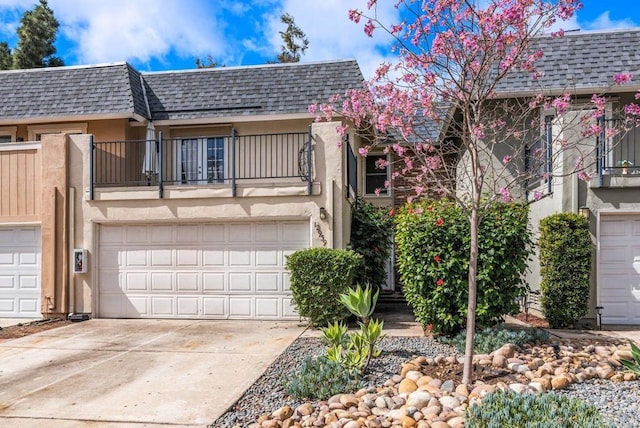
0;63;148;120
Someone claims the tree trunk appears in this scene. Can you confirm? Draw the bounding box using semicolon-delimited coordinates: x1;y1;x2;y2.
462;203;479;385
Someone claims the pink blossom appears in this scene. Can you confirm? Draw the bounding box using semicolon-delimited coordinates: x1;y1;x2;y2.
533;191;543;201
335;124;348;137
375;157;389;169
578;171;592;181
625;104;640;116
551;29;565;38
364;20;375;37
499;187;512;202
348;9;361;23
502;155;512;164
613;72;633;85
552;93;571;114
358;146;370;157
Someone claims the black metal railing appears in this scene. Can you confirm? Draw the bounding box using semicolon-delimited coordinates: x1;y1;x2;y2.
597;118;640;184
90;128;313;199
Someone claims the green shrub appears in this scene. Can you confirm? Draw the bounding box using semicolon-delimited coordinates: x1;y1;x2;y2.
466;390;613;428
395;199;532;335
284;356;360;400
539;213;592;328
447;326;549;354
349;198;394;290
286;248;362;326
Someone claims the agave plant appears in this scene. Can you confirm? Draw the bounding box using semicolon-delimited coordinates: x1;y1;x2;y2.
339;284;379;325
621;340;640;375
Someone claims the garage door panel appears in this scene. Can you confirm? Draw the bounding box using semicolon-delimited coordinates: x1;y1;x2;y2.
151;249;173;266
126;226;148;243
256;223;278;242
230;224;253;241
283;298;297;318
229;273;252;291
151;297;173;316
150;272;173;291
125;272;147;291
600;216;640;325
229;297;252;317
256;273;279;292
203;297;227;317
256;298;279;317
176;272;199;291
176;249;198;266
176;225;200;243
177;297;199;316
150;225;173;242
256;249;279;266
99;222;308;319
203;273;225;292
202;224;225;241
229;250;251;266
203;249;224;266
0;226;41;318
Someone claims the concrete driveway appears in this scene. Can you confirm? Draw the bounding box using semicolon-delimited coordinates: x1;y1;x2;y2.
0;319;306;427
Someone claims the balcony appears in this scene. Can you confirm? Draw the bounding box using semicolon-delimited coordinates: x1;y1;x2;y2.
90;130;313;199
596;118;640;187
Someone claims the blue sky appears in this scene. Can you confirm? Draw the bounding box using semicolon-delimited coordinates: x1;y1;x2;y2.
0;0;639;78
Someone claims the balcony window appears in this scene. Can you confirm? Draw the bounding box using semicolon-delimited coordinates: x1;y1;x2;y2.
179;137;225;184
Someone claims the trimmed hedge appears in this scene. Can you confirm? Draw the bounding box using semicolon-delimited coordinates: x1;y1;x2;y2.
395;199;532;335
286;248;363;326
539;213;592;328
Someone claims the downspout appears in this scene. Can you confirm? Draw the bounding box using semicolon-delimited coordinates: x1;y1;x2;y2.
68;186;75;316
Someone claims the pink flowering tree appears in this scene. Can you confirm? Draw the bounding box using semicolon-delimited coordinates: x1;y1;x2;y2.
307;0;640;385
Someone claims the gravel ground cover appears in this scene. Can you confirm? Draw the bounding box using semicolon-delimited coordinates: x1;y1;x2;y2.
213;334;640;428
213;336;458;428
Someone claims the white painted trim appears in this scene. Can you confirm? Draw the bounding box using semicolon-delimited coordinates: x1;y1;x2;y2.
0;221;41;227
0;142;41;151
153;113;318;127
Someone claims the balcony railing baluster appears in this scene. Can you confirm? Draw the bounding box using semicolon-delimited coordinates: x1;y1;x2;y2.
92;132;311;191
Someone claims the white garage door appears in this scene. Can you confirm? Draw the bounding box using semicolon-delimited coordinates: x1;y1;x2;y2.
98;221;309;319
599;215;640;324
0;227;41;318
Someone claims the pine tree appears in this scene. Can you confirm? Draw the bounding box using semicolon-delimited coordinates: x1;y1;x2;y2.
12;0;64;69
0;42;12;70
277;13;309;63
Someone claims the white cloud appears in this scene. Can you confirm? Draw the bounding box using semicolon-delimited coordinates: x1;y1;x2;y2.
580;11;637;30
50;0;227;65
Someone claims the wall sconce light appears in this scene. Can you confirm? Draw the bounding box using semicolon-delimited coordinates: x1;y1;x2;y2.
319;207;327;221
579;206;590;220
595;305;604;330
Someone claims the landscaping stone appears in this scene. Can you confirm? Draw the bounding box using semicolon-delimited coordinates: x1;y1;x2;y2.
219;336;638;428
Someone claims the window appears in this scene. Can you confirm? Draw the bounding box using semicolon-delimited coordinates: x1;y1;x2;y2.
525;115;553;192
0;126;17;143
365;154;389;195
346;137;357;198
180;137;225;184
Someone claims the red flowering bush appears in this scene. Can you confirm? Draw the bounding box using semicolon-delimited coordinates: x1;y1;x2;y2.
395;199;532;335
